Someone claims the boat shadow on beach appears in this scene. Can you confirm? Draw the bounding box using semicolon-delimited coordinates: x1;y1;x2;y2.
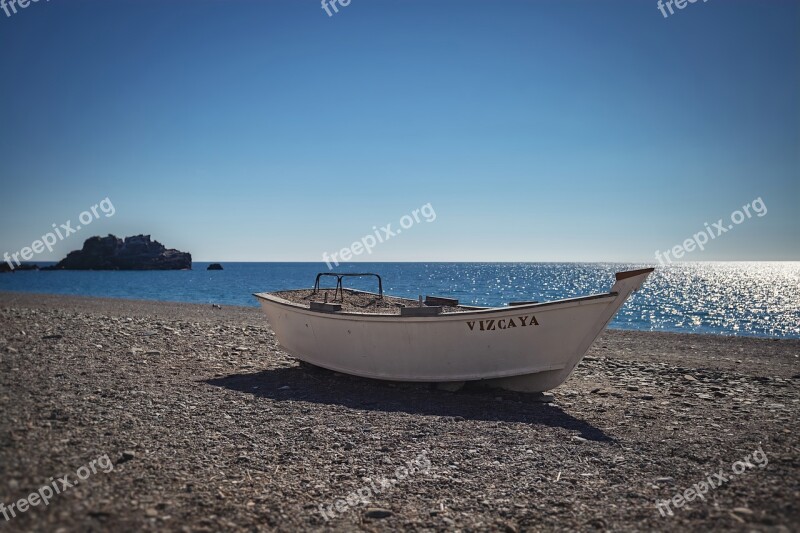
205;364;614;442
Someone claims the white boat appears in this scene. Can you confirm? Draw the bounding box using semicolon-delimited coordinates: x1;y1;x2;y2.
253;268;654;393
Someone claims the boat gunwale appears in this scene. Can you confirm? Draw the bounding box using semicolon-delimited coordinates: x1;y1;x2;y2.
252;288;620;320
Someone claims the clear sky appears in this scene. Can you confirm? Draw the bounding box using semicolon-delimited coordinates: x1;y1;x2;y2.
1;0;798;263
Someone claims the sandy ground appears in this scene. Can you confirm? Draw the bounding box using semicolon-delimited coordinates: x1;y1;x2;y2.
0;291;798;532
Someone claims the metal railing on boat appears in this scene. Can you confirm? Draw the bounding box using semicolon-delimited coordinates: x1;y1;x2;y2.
312;272;383;302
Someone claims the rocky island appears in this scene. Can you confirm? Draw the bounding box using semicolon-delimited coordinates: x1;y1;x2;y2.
0;263;39;273
45;234;191;270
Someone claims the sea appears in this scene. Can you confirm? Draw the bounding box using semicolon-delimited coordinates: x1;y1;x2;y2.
0;262;798;339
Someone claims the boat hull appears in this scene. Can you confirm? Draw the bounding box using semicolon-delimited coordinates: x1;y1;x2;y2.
255;269;653;392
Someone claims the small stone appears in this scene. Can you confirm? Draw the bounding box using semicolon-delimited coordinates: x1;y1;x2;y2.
640;394;655;400
365;508;392;519
118;450;136;463
729;512;745;523
145;508;158;518
732;507;753;515
684;375;697;382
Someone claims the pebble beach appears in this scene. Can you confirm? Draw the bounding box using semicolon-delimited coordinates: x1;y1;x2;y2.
0;291;798;532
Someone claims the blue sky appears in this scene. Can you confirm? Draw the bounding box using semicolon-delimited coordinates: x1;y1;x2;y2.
0;0;797;262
